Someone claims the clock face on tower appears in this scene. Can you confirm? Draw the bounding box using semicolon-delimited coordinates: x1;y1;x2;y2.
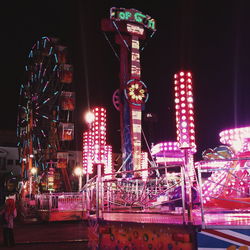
124;79;149;106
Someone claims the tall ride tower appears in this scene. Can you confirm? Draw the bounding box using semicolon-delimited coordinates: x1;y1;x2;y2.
101;8;156;175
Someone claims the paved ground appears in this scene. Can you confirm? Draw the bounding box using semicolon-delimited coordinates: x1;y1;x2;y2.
0;220;89;249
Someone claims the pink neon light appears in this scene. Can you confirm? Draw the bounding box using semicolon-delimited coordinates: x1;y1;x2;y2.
219;126;250;153
151;141;197;158
91;107;107;164
104;145;113;179
174;70;196;152
83;131;93;174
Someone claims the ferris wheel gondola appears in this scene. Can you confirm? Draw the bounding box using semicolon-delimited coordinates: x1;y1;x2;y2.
17;36;75;192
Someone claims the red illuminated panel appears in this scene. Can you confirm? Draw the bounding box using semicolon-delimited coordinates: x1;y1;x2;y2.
57;152;68;168
57;45;67;64
59;123;74;141
174;71;196;152
60;64;73;83
60;91;75;111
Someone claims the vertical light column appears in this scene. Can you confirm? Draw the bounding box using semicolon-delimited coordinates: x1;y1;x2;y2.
92;107;107;165
91;107;106;219
83;131;93;175
104;145;113;179
174;70;196;182
174;71;196;151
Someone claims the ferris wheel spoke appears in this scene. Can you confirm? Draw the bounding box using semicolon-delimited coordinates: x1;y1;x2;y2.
42;80;50;92
53;64;58;71
49;46;53;55
36;79;56;100
38;62;43;79
40;129;47;138
42;68;47;78
35;91;60;110
28;50;33;58
42;37;51;48
37;137;42;151
19;84;24;95
54;54;58;63
35;112;59;125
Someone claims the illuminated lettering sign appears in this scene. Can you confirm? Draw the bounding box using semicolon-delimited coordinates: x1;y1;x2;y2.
127;23;144;35
110;7;156;31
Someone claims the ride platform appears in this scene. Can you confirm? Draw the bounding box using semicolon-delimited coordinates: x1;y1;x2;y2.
87;208;250;249
38;209;87;222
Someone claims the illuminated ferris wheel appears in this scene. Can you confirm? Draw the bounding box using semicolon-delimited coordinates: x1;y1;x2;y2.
17;36;75;191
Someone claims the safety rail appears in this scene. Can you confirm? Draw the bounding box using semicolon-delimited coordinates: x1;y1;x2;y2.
35;192;85;211
81;164;197;224
81;160;250;228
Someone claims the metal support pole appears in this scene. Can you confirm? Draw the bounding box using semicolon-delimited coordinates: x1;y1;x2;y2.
85;173;90;214
96;164;103;219
78;175;82;192
96;177;99;218
86;187;90;214
155;177;158;195
181;166;186;224
184;149;193;224
107;182;110;211
197;164;205;226
49;194;52;210
135;179;139;200
101;179;104;213
164;151;168;188
29;175;32;198
165;166;168;189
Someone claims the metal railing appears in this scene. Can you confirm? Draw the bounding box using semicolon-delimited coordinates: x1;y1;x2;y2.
81;164;196;224
35;192;85;211
81;160;250;228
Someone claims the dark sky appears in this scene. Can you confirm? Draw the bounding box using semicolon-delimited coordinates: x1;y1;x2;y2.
1;0;250;160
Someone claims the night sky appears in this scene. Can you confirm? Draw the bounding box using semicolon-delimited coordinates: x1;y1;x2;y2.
1;0;250;160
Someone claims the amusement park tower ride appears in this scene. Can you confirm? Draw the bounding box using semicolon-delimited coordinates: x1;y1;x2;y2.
101;8;156;175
